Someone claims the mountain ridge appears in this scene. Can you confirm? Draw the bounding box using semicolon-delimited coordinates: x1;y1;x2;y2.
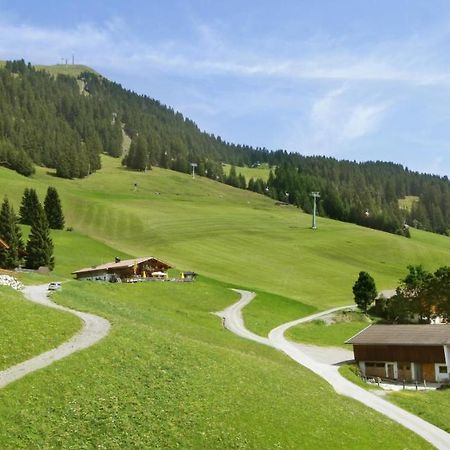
0;58;448;236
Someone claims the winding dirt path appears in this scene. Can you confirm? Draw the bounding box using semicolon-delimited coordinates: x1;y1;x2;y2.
0;284;110;389
217;290;450;450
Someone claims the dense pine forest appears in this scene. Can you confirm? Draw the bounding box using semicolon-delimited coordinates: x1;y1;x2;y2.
0;59;448;236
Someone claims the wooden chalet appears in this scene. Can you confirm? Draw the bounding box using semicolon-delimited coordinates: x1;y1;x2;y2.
346;325;450;383
72;257;171;282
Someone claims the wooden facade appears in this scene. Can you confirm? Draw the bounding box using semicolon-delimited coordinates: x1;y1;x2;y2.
353;345;446;364
347;325;450;383
73;257;171;282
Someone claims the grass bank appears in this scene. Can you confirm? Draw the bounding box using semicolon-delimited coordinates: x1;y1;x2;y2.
243;290;316;337
0;286;81;371
0;280;429;449
1;156;448;316
389;390;450;433
286;310;372;348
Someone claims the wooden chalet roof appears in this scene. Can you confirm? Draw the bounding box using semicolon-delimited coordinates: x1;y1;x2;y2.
346;324;450;346
72;257;171;275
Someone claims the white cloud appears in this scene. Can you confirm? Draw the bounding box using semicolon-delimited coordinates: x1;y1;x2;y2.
342;103;388;140
0;16;449;87
288;87;389;155
0;14;448;174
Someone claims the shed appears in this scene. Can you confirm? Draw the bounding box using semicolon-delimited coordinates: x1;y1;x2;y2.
346;324;450;383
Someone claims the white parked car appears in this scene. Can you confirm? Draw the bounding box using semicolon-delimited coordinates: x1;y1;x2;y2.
48;282;62;291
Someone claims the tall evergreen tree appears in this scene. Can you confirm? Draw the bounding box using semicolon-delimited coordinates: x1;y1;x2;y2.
19;188;40;225
44;187;65;230
0;197;23;268
25;203;54;270
353;271;377;313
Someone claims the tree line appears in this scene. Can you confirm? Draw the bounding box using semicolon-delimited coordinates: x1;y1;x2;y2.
0;59;448;236
0;186;64;270
353;266;450;323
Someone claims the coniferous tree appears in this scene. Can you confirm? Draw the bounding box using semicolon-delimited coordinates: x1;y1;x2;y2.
0;197;23;268
353;271;377;313
19;188;41;225
44;187;65;230
124;135;150;171
25;203;54;270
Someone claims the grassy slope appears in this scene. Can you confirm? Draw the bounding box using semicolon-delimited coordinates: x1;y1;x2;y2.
1;155;447;317
399;195;419;211
35;64;99;77
0;286;80;370
0;229;126;370
223;163;271;182
0;60;98;77
286;311;372;349
16;225;131;284
389;390;450;433
0;158;448;446
338;365;381;391
0;280;429;449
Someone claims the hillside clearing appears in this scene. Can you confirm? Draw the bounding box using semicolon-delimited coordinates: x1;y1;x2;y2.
223;163;271;183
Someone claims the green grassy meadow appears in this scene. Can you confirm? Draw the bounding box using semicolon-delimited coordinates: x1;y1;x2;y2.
286;311;372;348
398;195;419;211
223;163;271;183
338;364;382;391
0;60;98;77
243;290;317;336
0;280;430;448
1;155;448;318
389;390;450;433
14;225;131;284
0;156;449;446
0;286;80;370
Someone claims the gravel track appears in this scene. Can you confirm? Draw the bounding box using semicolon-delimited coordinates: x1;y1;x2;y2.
0;284;110;389
218;289;450;450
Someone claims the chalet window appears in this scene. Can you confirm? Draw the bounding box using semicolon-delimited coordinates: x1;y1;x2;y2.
439;366;448;374
365;362;385;368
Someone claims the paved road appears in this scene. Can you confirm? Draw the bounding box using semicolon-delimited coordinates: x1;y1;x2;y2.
218;290;450;450
0;284;110;389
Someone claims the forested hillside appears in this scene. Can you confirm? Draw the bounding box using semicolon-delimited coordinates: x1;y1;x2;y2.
262;157;450;235
0;59;448;236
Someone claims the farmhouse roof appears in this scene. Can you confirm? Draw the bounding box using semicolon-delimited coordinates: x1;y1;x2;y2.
346;324;450;346
72;256;171;274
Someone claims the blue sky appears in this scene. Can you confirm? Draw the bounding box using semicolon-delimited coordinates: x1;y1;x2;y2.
1;1;450;176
